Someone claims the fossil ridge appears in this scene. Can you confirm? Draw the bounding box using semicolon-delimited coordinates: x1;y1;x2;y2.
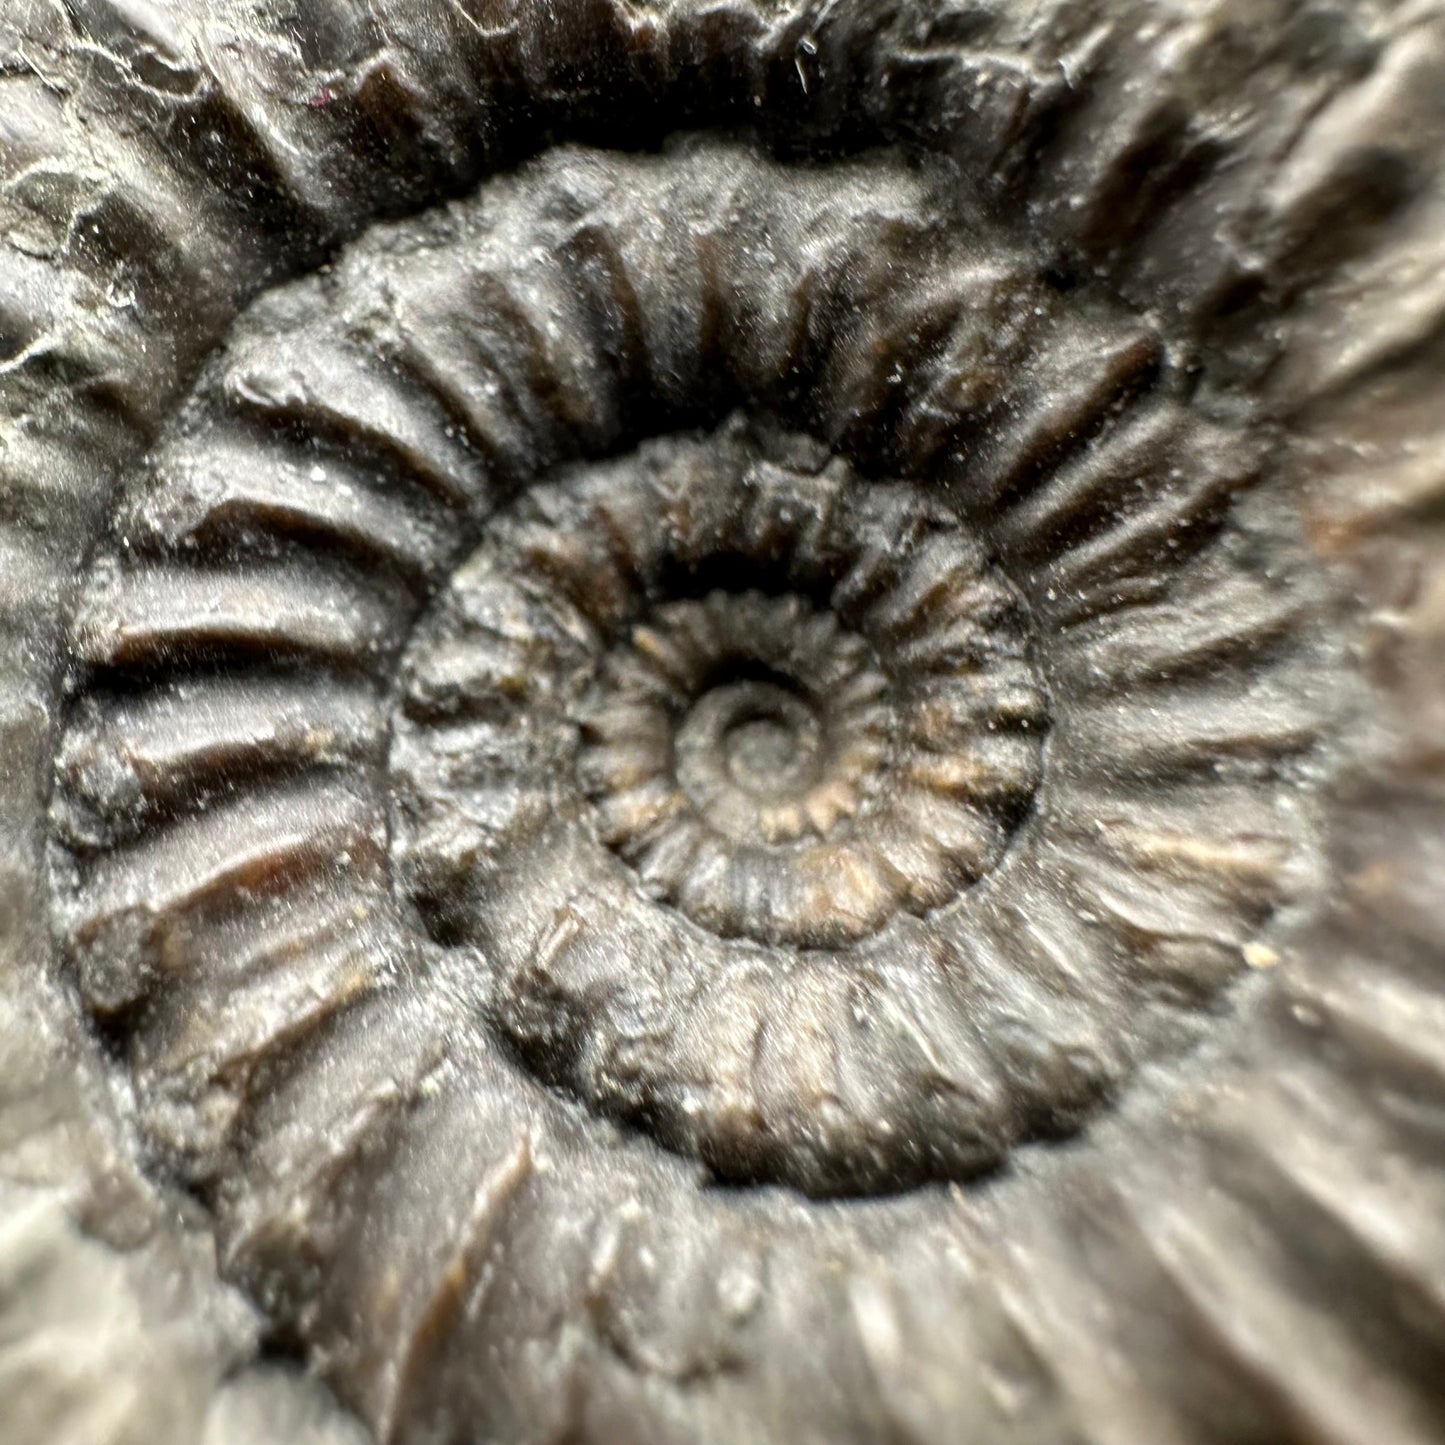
2;2;1444;1443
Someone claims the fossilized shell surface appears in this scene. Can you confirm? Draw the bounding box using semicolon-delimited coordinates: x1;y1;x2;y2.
3;2;1445;1444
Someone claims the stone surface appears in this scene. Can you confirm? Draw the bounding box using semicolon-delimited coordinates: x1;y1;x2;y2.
2;1;1444;1442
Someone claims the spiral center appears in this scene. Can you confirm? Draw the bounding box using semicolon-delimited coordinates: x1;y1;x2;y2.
721;694;814;793
697;679;818;790
675;673;826;842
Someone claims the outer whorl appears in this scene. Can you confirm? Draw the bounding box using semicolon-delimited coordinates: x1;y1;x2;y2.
2;3;1444;1444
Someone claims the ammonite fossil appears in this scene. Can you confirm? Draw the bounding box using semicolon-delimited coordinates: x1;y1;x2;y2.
3;2;1445;1442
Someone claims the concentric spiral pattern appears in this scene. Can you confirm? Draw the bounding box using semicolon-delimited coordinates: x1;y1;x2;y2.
394;423;1049;1190
49;139;1328;1207
402;442;1044;953
11;2;1445;1441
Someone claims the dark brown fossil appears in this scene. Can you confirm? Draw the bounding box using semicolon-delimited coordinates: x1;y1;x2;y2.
2;2;1444;1443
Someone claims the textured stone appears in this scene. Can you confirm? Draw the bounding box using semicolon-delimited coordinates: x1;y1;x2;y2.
2;1;1444;1442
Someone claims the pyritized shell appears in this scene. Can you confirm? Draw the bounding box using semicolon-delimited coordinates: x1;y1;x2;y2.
4;3;1444;1444
45;127;1341;1403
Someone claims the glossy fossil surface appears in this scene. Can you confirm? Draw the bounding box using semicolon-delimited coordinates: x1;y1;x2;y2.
2;2;1445;1444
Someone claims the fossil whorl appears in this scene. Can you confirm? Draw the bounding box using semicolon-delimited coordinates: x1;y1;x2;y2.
5;2;1445;1443
51;138;1327;1204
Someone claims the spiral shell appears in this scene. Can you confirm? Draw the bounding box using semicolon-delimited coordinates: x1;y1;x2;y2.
5;2;1445;1443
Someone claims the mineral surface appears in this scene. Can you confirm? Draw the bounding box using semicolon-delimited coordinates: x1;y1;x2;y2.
2;2;1444;1442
